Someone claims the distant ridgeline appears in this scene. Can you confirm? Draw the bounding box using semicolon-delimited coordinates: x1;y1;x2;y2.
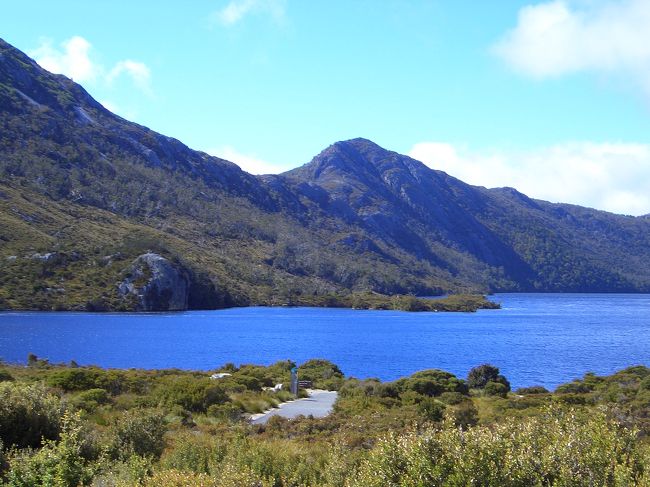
1;37;649;311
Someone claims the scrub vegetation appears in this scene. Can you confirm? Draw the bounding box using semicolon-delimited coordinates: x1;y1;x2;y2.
1;357;649;486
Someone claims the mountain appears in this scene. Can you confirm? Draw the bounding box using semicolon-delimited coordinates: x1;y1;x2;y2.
285;139;650;292
1;38;649;311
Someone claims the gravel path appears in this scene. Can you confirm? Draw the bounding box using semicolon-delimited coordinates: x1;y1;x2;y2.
250;390;338;425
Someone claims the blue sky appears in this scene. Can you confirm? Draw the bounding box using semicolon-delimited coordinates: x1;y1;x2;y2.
2;0;650;215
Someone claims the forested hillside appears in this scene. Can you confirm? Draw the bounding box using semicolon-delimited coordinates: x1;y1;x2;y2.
1;37;649;311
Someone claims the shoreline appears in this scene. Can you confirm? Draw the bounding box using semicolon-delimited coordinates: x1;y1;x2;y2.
0;293;500;314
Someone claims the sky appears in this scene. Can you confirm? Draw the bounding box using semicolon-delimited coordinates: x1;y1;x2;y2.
2;0;650;216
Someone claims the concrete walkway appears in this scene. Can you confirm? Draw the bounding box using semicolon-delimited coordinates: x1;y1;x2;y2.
250;390;338;425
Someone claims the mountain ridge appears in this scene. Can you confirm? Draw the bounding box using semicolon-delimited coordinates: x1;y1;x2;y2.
1;37;649;311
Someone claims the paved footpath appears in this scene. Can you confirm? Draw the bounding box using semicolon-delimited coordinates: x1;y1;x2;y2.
250;390;338;425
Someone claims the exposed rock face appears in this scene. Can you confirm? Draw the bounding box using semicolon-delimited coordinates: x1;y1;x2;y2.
119;253;188;311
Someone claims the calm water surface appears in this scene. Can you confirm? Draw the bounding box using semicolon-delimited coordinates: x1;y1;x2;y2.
1;293;648;389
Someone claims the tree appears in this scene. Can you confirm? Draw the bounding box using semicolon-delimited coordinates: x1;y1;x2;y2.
467;364;510;392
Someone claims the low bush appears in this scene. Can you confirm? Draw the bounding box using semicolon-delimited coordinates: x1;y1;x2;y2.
352;406;647;486
516;385;550;395
396;369;469;397
0;369;14;382
70;388;110;412
46;368;102;392
152;376;227;413
0;382;66;448
297;359;344;390
3;412;96;487
485;380;509;398
110;409;167;459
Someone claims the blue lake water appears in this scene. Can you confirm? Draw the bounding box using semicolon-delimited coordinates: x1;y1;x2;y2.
1;293;649;390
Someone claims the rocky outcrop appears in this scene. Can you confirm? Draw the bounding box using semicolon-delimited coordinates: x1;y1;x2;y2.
118;253;189;311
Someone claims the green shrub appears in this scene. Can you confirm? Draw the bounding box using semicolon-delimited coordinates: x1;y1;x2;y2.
485;380;509;398
396;369;468;397
90;454;153;486
46;368;101;391
351;406;646;486
161;434;225;475
516;385;550;395
44;367;144;395
0;382;66;448
152;376;227;412
3;411;95;487
416;397;446;422
555;381;594;394
0;439;6;474
0;369;14;382
297;359;344;390
446;400;479;428
229;374;262;392
206;403;243;422
110;409;167;459
439;391;466;404
232;392;276;414
554;393;587;405
70;388;110;412
139;468;216;486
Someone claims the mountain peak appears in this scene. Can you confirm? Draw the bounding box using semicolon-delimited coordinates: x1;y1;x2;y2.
287;137;427;184
331;137;382;150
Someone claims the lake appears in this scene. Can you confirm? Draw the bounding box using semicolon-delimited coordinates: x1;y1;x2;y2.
1;293;648;390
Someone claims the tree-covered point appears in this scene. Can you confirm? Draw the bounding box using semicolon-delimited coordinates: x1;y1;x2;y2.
289;292;500;312
1;357;649;486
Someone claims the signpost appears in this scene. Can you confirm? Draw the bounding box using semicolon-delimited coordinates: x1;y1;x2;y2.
290;366;298;396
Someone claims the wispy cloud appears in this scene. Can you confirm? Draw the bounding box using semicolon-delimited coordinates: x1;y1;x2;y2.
107;60;152;96
409;141;650;216
492;0;650;95
212;0;287;26
208;145;292;174
29;36;153;96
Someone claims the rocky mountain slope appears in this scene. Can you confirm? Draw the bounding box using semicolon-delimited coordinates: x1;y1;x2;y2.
1;37;649;311
285;138;650;292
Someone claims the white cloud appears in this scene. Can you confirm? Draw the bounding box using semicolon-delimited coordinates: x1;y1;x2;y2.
208;146;292;174
29;36;153;95
107;60;152;96
212;0;287;26
409;141;650;216
493;0;650;93
29;36;98;83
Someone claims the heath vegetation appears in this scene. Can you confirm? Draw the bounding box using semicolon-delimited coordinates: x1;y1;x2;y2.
1;357;649;486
